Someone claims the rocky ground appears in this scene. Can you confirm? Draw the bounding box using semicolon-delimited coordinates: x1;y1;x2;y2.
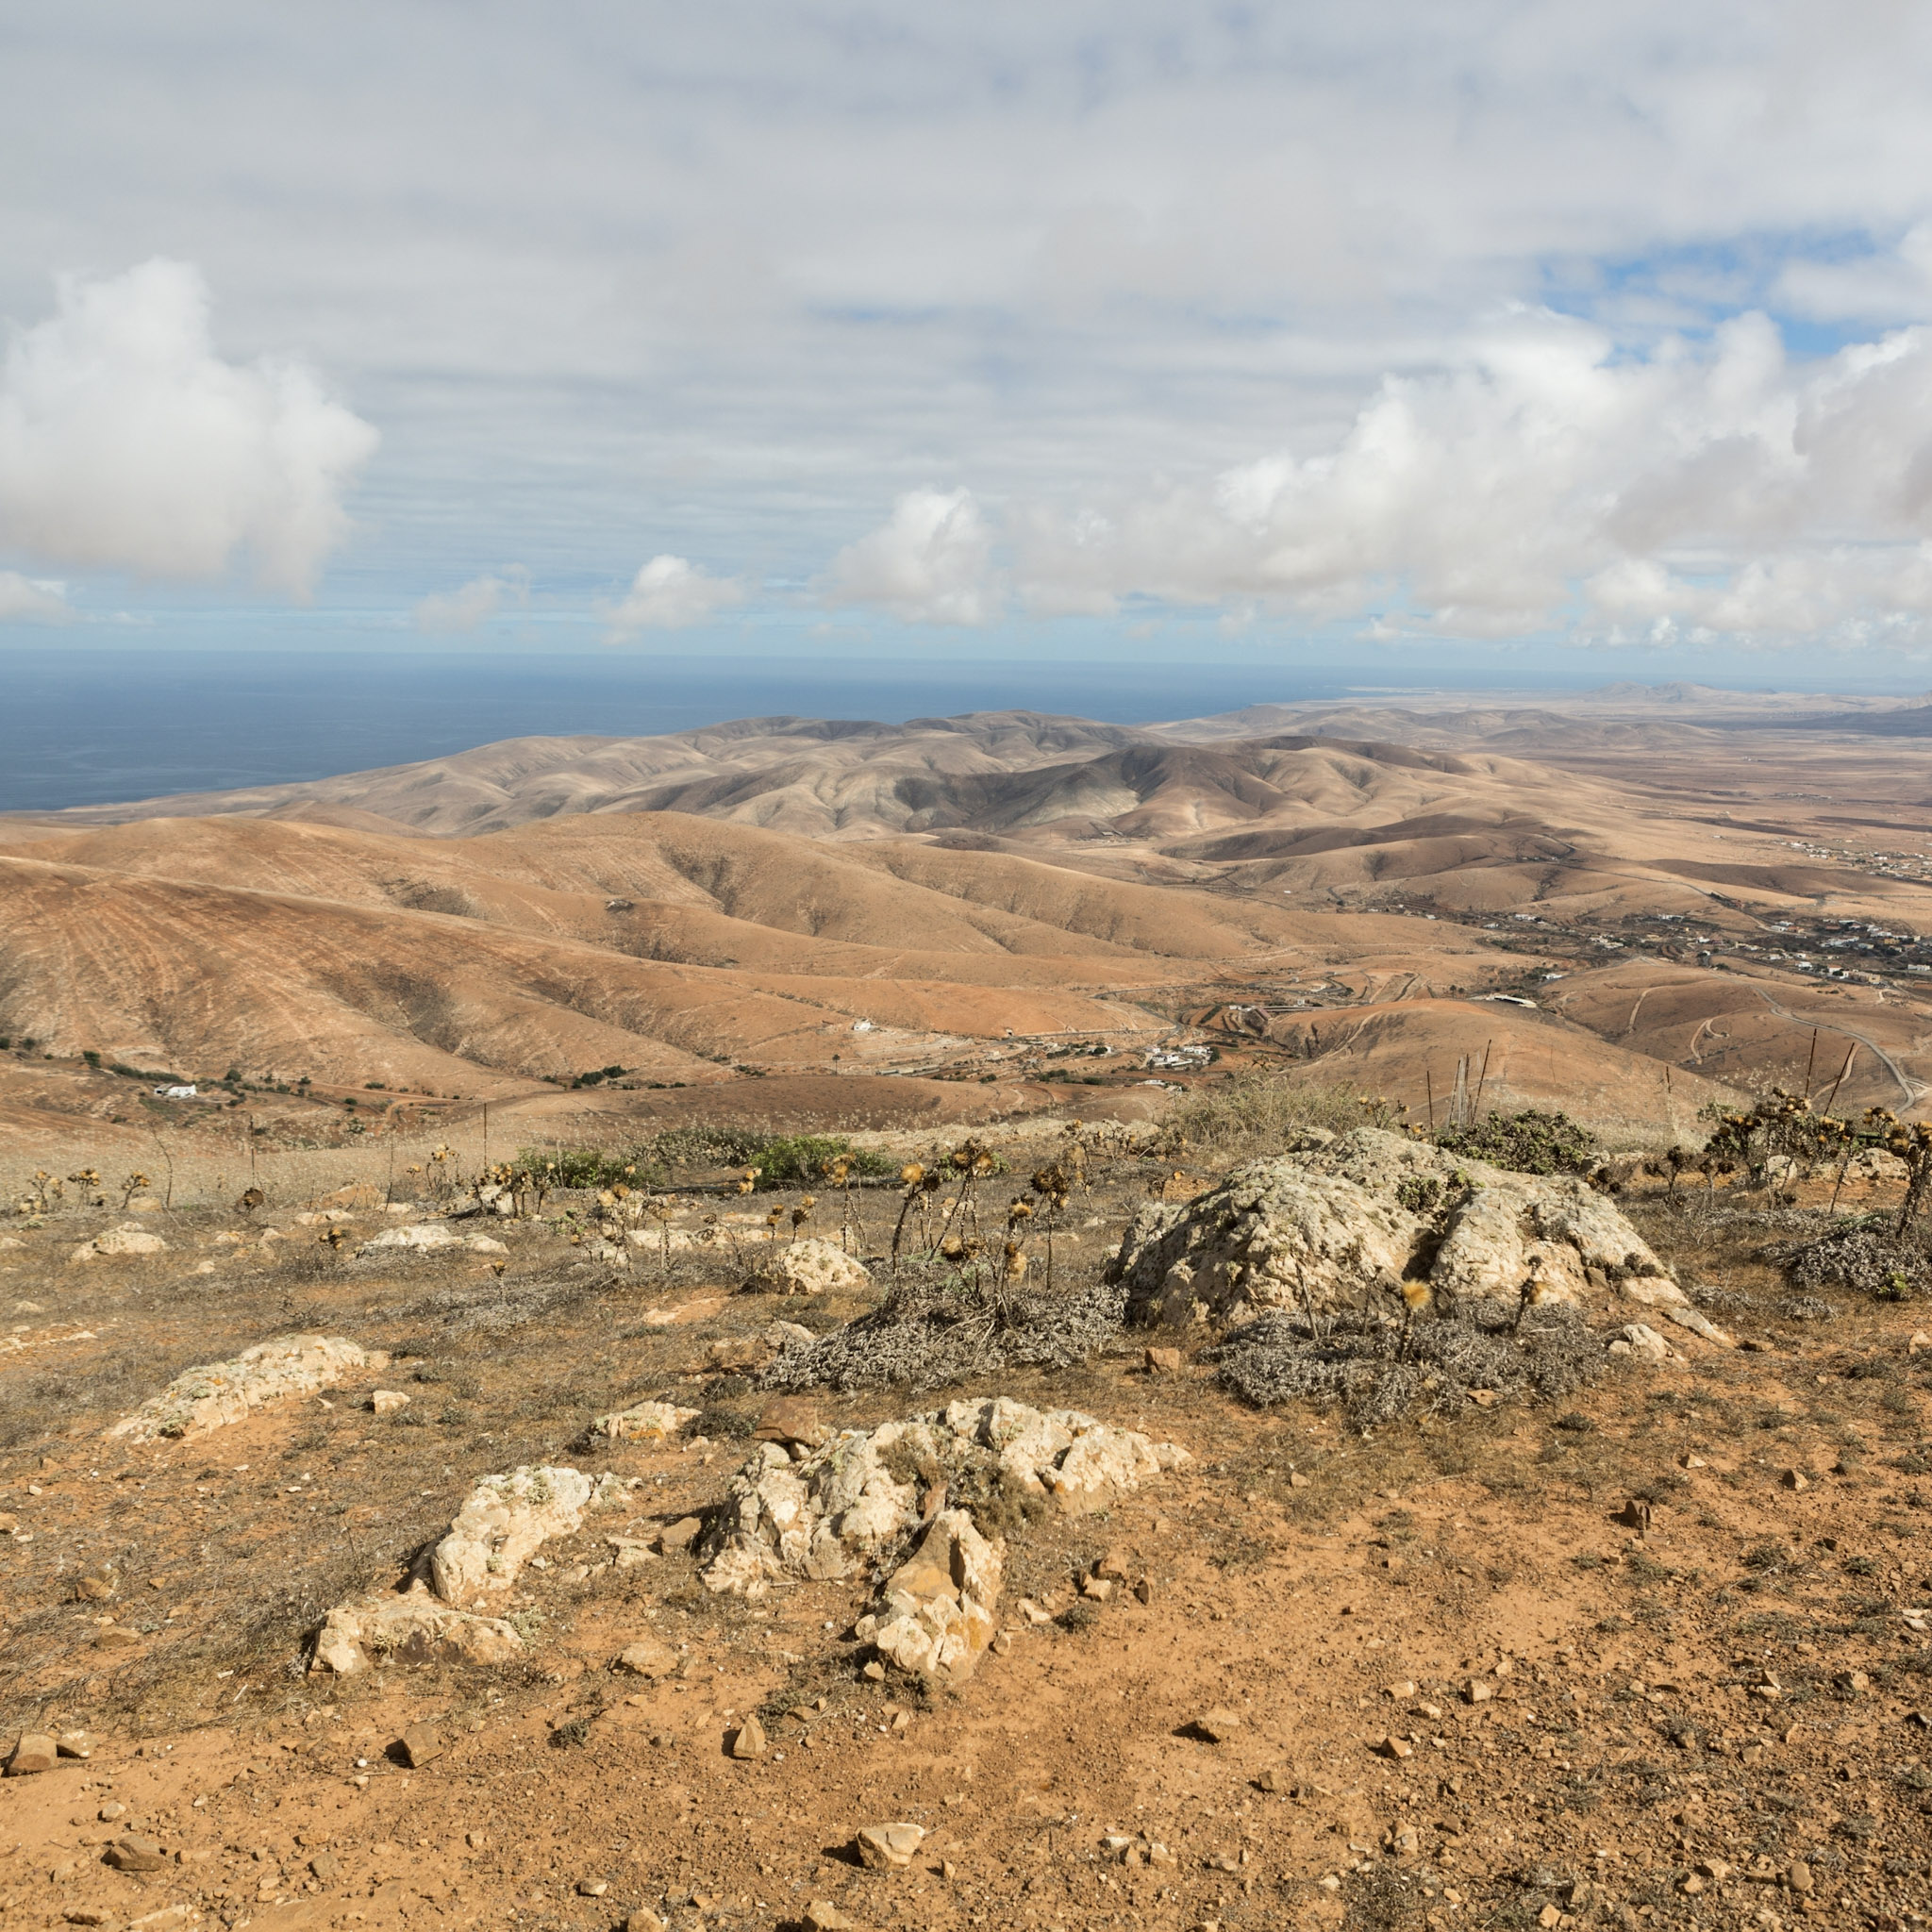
3;1138;1932;1932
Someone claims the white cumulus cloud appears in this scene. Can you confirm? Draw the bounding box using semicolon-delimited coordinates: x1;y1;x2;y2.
414;566;529;633
604;555;744;637
825;488;999;625
1009;308;1932;647
0;571;73;624
0;258;378;596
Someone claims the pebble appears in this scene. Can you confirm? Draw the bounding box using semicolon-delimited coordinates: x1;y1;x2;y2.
657;1517;703;1555
1376;1735;1414;1759
1081;1576;1116;1603
856;1822;925;1869
1780;1468;1809;1491
396;1723;443;1768
1193;1708;1243;1741
310;1850;340;1882
98;1802;125;1821
578;1878;608;1896
1465;1680;1494;1704
1384;1680;1417;1699
106;1834;168;1872
370;1390;411;1415
1144;1346;1183;1374
1788;1860;1813;1894
728;1715;768;1759
805;1905;857;1931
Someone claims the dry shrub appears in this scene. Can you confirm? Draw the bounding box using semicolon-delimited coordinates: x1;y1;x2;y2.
1159;1073;1404;1162
759;1269;1127;1393
1764;1219;1930;1301
1208;1299;1608;1428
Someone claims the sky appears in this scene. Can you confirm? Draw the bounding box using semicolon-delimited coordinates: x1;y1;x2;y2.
9;4;1932;683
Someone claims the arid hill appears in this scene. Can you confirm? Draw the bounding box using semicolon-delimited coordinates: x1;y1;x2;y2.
6;689;1932;1158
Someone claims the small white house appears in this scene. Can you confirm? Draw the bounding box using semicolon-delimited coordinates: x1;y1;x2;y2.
155;1084;199;1099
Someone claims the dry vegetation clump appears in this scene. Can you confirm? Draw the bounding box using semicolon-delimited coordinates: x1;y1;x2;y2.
1208;1299;1609;1428
1763;1216;1932;1301
758;1268;1128;1393
1157;1073;1404;1160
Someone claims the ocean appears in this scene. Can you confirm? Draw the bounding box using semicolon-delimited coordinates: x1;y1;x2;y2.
0;647;1446;813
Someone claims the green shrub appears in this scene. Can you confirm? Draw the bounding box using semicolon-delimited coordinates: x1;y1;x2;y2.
524;1130;894;1191
1434;1108;1598;1175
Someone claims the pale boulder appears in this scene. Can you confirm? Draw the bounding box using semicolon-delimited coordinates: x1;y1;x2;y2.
742;1238;873;1297
71;1224;169;1264
1108;1127;1683;1324
430;1465;633;1604
312;1584;524;1675
873;1507;1003;1683
109;1334;388;1441
591;1399;698;1443
359;1223;459;1254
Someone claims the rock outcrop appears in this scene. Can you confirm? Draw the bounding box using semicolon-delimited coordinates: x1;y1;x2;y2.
314;1463;636;1674
742;1238;873;1297
590;1398;699;1443
1108;1127;1688;1325
71;1224;169;1264
359;1223;507;1257
698;1398;1187;1681
109;1334;388;1441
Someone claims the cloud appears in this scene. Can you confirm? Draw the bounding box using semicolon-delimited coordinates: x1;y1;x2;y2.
414;566;529;633
1008;308;1932;646
825;488;999;625
0;259;377;595
604;555;744;636
0;571;72;624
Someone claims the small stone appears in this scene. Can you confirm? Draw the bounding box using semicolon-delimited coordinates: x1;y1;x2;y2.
625;1912;669;1932
98;1801;125;1821
728;1715;768;1759
371;1390;410;1415
58;1733;93;1760
1389;1824;1419;1856
1789;1859;1813;1894
1253;1766;1291;1792
64;1911;111;1926
396;1723;442;1768
1680;1453;1707;1469
1697;1859;1731;1883
311;1850;340;1881
1376;1734;1414;1759
1133;1577;1154;1605
1193;1707;1243;1741
6;1732;57;1775
657;1517;703;1555
1384;1679;1418;1698
615;1639;678;1677
1289;1471;1311;1489
754;1397;827;1448
861;1660;886;1682
1018;1598;1052;1625
1318;1874;1341;1892
1465;1680;1494;1704
1096;1546;1133;1581
805;1904;858;1931
1146;1842;1178;1868
75;1574;114;1602
1909;1331;1931;1357
855;1821;925;1869
1840;1670;1870;1695
1617;1499;1652;1533
106;1834;168;1872
93;1624;141;1650
1144;1347;1183;1374
1541;1903;1565;1925
1679;1874;1705;1895
990;1630;1013;1657
1081;1575;1116;1603
1780;1468;1809;1491
577;1878;608;1896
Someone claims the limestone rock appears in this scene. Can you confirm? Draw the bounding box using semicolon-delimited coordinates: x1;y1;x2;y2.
873;1508;1004;1683
1108;1127;1681;1324
804;1904;857;1931
371;1390;410;1415
109;1333;388;1441
742;1238;873;1297
1611;1323;1677;1364
360;1222;459;1253
431;1465;610;1604
699;1397;1185;1679
855;1822;925;1869
728;1714;768;1758
70;1224;169;1263
615;1638;679;1677
591;1399;698;1443
312;1583;525;1674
